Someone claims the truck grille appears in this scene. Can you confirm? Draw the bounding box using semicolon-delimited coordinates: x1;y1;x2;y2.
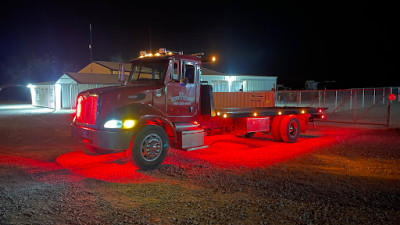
76;95;97;125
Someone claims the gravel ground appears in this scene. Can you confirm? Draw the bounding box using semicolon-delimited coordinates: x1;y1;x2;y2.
0;103;399;224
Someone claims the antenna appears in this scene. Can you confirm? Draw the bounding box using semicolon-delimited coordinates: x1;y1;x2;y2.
89;23;93;62
149;25;152;52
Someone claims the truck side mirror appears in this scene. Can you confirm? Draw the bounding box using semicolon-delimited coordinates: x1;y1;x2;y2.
118;64;125;84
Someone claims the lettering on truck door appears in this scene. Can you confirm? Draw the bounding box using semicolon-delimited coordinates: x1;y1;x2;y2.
166;59;198;118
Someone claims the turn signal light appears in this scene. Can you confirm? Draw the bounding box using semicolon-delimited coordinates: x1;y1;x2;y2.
123;120;135;129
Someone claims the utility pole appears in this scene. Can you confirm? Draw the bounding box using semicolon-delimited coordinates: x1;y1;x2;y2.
89;23;93;62
149;25;152;52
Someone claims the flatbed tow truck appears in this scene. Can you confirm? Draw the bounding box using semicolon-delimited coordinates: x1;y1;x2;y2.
71;48;325;170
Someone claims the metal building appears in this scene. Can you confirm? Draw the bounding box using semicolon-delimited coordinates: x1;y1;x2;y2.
28;61;131;109
201;68;277;92
28;73;120;109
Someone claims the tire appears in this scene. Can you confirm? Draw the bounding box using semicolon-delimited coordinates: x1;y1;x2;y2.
127;125;169;171
271;116;283;142
279;115;300;143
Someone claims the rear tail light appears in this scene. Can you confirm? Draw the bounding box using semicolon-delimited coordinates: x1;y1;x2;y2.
75;95;98;125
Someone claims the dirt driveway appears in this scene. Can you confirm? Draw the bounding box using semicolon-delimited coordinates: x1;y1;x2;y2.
0;103;399;224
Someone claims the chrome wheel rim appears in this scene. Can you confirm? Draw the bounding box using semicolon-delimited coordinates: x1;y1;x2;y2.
140;134;163;162
288;120;299;138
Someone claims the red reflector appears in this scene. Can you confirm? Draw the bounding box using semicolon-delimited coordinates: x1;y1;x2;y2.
321;115;325;119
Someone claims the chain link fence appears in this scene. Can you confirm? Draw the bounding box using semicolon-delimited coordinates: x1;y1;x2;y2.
275;88;400;127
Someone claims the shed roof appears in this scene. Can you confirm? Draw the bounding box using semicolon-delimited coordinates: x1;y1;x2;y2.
32;81;57;85
64;72;120;84
93;61;132;71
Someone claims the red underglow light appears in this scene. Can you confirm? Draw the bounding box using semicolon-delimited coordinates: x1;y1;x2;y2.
0;153;84;183
166;129;343;170
57;151;156;184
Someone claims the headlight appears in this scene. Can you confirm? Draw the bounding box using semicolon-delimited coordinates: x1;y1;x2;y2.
104;119;136;129
104;120;122;128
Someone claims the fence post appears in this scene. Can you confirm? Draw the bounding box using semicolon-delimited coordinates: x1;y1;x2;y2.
350;89;353;109
299;91;302;106
335;90;338;109
318;91;321;107
383;89;385;105
373;88;376;105
387;89;391;128
362;88;365;108
353;90;357;123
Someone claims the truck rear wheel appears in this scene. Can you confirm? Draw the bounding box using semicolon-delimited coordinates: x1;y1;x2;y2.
279;115;300;143
127;125;169;171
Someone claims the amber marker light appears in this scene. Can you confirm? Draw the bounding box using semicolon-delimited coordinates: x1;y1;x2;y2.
253;112;258;117
278;111;282;115
223;113;228;118
123;120;135;129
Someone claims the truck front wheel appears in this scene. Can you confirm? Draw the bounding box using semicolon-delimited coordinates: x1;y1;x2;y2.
127;125;169;171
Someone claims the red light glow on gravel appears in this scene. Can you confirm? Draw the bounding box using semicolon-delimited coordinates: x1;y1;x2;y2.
1;125;362;184
56;151;156;184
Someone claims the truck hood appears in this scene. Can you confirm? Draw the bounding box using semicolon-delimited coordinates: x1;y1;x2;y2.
79;81;163;113
84;81;163;96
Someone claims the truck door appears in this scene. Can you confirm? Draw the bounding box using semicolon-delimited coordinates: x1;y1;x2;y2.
166;59;199;120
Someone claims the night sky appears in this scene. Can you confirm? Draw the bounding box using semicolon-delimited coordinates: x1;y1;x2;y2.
0;1;397;89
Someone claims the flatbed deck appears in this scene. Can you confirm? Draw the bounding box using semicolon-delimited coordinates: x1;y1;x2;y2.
215;107;325;118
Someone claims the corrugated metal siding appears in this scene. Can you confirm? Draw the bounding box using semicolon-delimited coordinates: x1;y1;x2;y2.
213;92;275;108
61;84;117;109
201;75;276;92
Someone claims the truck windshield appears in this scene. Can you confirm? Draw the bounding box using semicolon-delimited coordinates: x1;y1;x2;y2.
129;59;168;82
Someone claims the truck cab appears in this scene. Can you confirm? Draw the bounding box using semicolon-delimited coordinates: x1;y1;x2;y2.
72;49;208;170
